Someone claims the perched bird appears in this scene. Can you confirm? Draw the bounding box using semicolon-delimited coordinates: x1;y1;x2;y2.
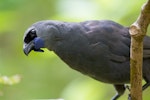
23;20;150;100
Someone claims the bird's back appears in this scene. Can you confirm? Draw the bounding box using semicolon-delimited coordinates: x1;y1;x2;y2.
53;20;150;84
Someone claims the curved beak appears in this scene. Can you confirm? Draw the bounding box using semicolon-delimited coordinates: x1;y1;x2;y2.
23;40;34;56
23;39;44;56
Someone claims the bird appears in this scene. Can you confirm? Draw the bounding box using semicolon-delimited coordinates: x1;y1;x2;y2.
23;20;150;100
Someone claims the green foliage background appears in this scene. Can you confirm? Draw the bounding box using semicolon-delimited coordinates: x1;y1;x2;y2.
0;0;149;100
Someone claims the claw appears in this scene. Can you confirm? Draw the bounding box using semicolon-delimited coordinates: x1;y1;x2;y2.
125;85;131;92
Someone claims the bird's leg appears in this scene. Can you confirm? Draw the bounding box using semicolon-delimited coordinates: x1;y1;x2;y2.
128;94;131;100
111;93;121;100
142;82;150;91
111;84;125;100
127;82;150;100
124;85;132;100
125;85;131;100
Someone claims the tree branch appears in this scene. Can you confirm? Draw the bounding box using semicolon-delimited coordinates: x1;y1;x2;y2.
130;0;150;100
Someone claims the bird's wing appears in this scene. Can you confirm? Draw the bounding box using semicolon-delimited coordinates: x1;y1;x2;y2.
80;20;130;63
89;42;127;63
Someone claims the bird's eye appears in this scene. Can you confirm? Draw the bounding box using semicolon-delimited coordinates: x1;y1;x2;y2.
24;29;37;43
30;29;36;34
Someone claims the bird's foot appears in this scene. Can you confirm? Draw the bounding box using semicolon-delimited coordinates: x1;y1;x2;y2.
125;85;131;100
125;85;131;92
128;94;131;100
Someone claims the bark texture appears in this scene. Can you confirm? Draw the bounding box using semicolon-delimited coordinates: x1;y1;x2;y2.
130;1;150;100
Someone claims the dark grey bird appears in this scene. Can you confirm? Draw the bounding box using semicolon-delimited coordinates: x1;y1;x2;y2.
23;20;150;100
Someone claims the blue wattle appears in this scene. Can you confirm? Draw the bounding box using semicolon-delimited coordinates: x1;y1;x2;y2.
34;37;44;50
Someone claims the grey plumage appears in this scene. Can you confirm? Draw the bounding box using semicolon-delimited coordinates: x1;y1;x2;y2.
23;20;150;100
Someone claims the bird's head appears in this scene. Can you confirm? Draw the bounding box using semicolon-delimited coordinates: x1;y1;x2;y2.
23;20;63;56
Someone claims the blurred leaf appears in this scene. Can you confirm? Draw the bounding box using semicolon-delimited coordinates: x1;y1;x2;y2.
0;75;21;85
